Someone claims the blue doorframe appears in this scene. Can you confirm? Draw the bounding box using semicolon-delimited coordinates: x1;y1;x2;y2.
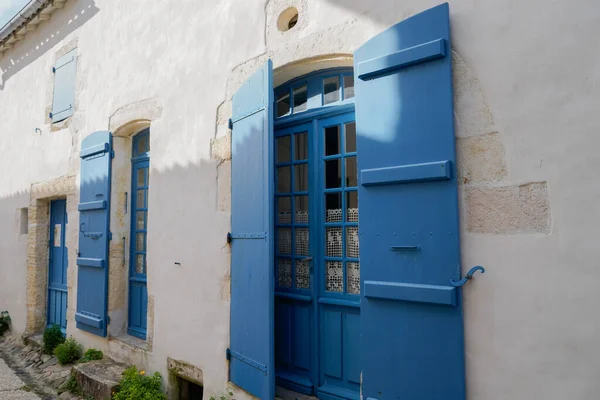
48;199;68;334
128;129;150;339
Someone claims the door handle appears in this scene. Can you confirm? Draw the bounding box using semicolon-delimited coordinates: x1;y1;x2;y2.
299;257;313;262
450;266;485;287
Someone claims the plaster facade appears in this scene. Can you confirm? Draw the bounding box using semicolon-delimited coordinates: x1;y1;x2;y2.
0;0;598;399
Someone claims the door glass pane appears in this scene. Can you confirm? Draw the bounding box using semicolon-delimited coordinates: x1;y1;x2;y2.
326;261;343;292
345;156;357;187
136;190;145;208
295;228;309;256
343;76;355;99
325;126;340;156
294;132;308;160
325;159;341;188
53;224;62;247
136;211;146;230
277;197;292;224
345;122;356;153
277;228;292;255
295;196;308;223
276;136;291;163
296;260;311;289
325;193;342;222
277;166;291;193
136;233;145;252
325;227;343;257
277;259;292;287
294;164;308;192
293;85;308;113
346;227;359;258
346;191;358;222
136;254;145;274
347;262;360;294
136;135;149;155
137;167;147;187
277;92;291;117
323;76;340;104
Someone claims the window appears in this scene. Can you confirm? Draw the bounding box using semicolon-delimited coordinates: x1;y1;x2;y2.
19;207;28;235
50;48;77;123
129;129;150;339
275;69;354;118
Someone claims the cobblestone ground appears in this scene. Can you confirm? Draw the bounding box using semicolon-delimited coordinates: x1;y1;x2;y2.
0;357;41;399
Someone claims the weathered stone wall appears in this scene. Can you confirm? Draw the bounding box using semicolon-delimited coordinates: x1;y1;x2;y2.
0;0;599;399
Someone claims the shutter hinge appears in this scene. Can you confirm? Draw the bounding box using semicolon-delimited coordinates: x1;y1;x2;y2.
108;232;113;241
48;112;53;119
111;150;115;159
107;315;111;325
226;348;267;374
52;66;56;73
228;232;267;241
228;118;233;130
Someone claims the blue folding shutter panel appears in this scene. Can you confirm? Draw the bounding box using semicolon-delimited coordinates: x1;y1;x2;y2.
76;131;112;337
354;4;466;400
51;48;77;123
229;60;275;399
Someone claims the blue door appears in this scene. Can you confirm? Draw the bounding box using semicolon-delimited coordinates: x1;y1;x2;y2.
48;199;68;333
128;129;150;339
354;4;467;399
273;69;360;400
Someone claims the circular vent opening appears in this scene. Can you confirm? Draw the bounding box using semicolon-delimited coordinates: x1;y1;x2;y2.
277;7;299;32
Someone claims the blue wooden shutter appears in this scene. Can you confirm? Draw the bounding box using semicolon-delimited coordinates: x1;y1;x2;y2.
229;60;275;399
51;48;77;123
76;131;112;337
354;4;466;400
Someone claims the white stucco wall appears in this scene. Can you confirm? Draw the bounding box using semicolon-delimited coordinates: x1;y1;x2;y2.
0;0;599;399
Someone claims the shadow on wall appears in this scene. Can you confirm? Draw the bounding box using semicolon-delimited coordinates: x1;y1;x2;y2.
0;0;99;90
0;188;31;335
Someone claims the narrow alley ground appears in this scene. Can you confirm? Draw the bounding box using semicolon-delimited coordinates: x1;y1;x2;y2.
0;357;41;399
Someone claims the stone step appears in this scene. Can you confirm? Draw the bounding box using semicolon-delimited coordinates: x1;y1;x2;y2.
72;360;125;400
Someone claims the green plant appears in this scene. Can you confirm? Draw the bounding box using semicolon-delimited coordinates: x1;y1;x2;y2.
79;348;103;363
43;324;65;354
0;311;10;336
53;337;82;365
112;366;166;400
65;374;82;396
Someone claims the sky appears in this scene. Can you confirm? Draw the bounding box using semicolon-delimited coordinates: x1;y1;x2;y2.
0;0;29;30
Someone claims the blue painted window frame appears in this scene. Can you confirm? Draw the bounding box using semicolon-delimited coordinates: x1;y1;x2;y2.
128;129;150;339
275;68;355;120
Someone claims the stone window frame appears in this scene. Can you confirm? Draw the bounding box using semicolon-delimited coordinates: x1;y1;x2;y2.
105;98;162;351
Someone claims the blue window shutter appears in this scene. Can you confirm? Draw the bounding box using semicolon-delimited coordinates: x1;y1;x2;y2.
76;131;112;337
229;60;275;399
51;48;77;123
354;4;466;400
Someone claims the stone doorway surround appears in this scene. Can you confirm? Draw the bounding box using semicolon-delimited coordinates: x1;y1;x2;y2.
25;175;77;335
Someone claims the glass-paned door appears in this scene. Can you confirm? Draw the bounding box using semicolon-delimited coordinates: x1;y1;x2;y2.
274;112;360;400
274;122;315;393
48;199;68;334
129;129;149;339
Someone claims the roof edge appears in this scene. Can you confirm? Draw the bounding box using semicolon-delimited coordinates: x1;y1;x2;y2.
0;0;67;56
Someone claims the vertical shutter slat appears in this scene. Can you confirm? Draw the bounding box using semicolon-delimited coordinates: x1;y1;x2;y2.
76;130;112;337
354;4;466;400
229;60;275;399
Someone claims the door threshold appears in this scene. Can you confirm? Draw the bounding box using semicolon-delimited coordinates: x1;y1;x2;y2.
276;385;318;400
